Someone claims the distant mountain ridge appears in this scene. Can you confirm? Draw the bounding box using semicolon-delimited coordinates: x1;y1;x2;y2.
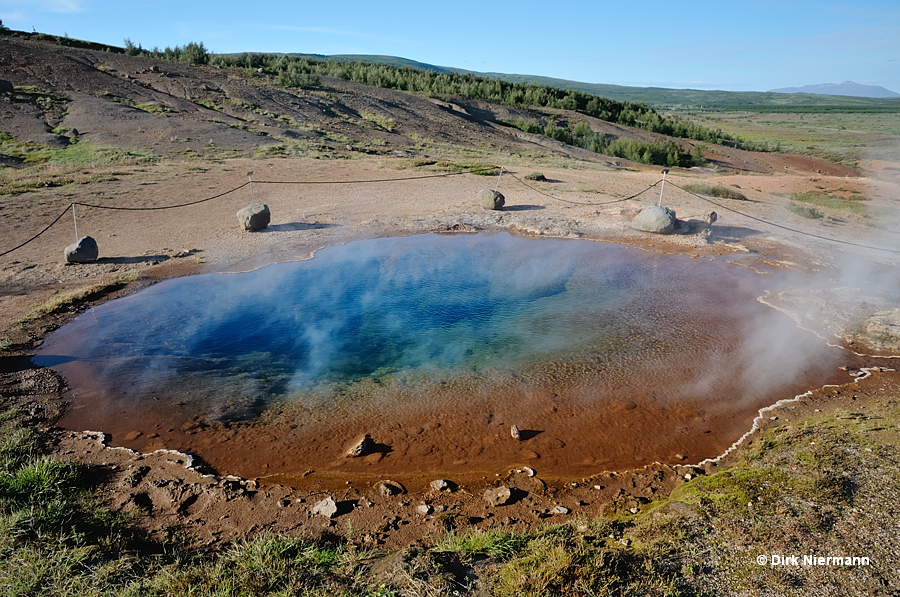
768;81;899;98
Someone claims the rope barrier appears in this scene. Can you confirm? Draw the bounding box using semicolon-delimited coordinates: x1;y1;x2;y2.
0;168;493;258
665;181;900;255
75;181;249;211
251;167;498;185
2;165;897;259
0;203;73;258
507;171;660;206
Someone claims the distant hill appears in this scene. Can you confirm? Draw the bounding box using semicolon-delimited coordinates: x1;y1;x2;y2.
277;55;900;113
768;81;899;98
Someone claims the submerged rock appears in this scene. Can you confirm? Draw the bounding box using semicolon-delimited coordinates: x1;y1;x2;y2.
64;236;99;263
631;205;676;234
237;203;271;231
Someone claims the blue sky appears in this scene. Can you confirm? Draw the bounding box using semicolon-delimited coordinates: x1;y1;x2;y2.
2;0;898;93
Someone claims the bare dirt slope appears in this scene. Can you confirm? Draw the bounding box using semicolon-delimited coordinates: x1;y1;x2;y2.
1;34;858;177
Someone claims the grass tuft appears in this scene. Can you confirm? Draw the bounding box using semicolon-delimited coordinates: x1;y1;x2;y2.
682;182;748;201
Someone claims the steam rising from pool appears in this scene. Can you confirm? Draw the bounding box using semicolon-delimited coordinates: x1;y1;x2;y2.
36;233;849;478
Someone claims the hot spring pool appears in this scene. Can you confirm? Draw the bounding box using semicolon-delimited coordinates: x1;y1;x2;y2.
36;233;849;484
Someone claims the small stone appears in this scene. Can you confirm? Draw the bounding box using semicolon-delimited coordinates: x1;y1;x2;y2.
484;485;513;507
416;504;433;515
510;425;521;440
376;480;405;497
64;236;99;263
478;188;505;210
345;433;375;458
629;507;639;514
430;479;453;492
311;496;338;518
551;506;569;515
619;538;631;546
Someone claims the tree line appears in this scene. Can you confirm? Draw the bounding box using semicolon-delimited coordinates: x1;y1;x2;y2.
120;41;770;164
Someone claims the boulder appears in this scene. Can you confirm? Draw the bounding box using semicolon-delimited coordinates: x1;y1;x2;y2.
478;189;505;210
236;203;271;231
311;496;338;518
64;236;99;263
0;80;13;93
631;205;676;234
484;485;512;507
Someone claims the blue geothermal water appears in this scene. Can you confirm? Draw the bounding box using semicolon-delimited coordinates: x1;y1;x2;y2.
35;232;835;429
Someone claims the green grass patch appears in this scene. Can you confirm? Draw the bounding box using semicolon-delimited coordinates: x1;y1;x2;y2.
790;190;870;214
0;133;158;168
434;527;528;560
358;111;396;132
134;102;173;116
681;182;748;201
431;161;501;175
786;202;825;219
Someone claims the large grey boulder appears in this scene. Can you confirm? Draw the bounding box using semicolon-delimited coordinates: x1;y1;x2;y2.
64;236;98;263
631;205;677;234
237;203;270;231
478;189;505;210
